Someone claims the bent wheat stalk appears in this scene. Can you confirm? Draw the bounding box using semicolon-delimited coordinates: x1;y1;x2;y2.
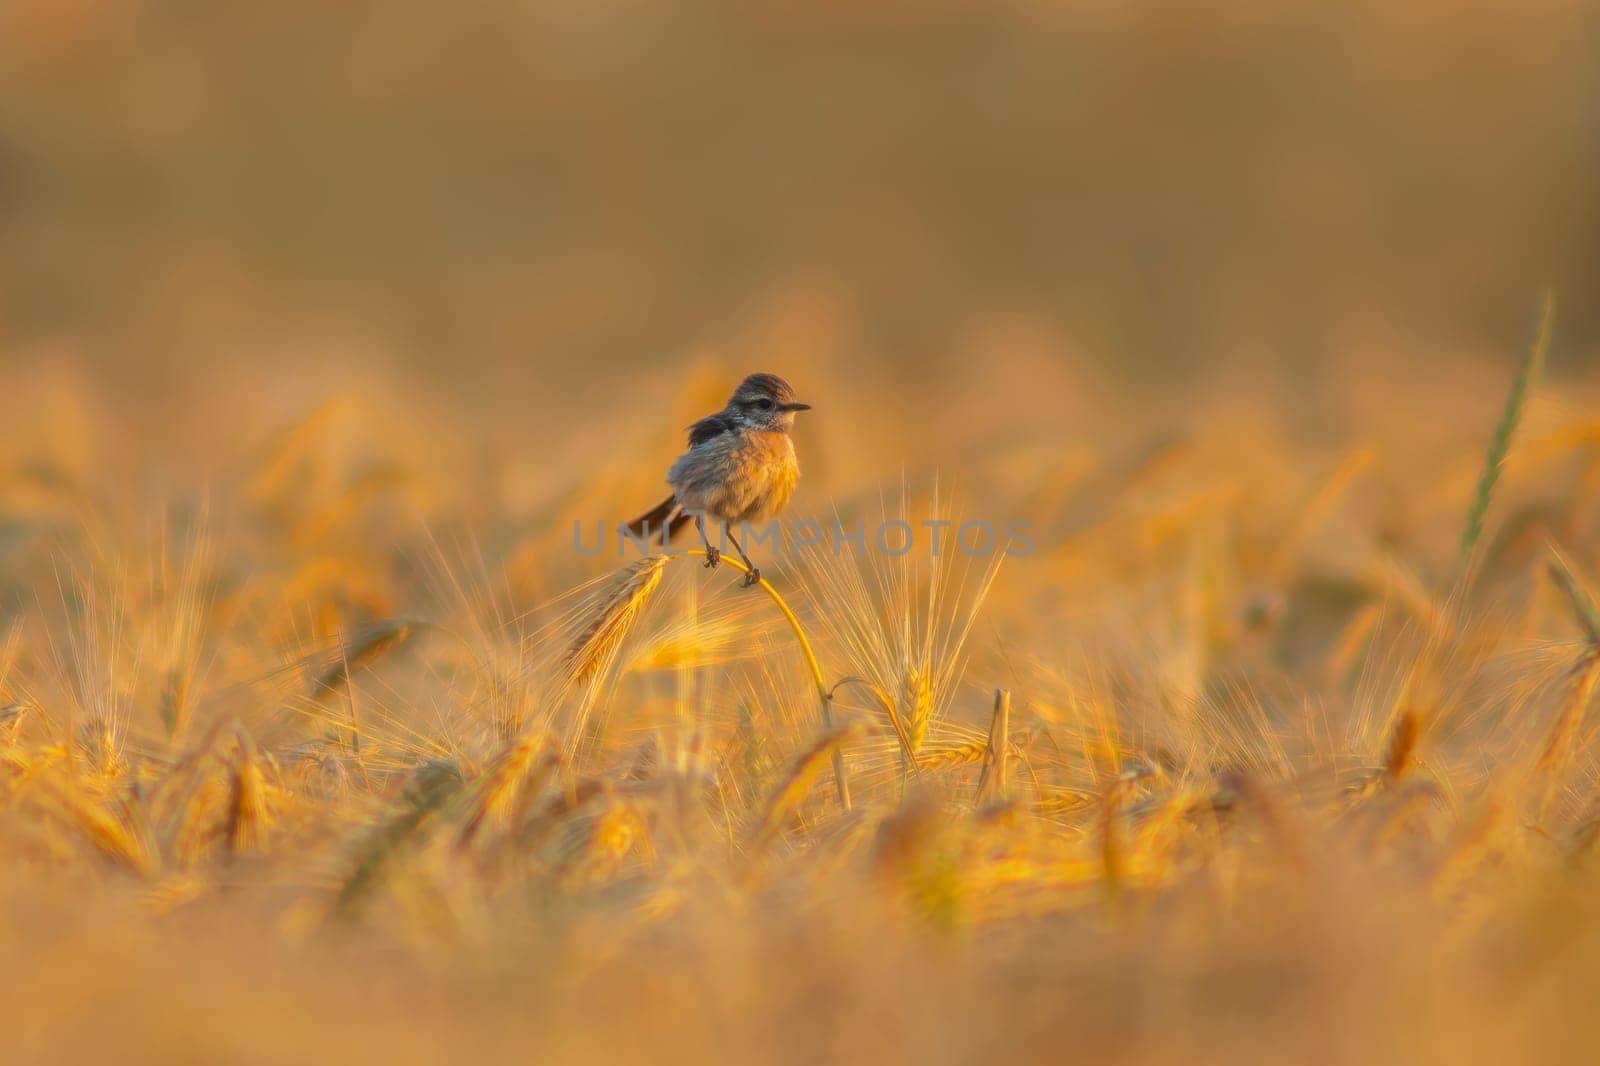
678;549;850;809
561;551;850;808
681;550;850;808
828;675;917;770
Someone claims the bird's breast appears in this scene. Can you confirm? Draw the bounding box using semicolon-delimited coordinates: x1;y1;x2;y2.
668;430;798;524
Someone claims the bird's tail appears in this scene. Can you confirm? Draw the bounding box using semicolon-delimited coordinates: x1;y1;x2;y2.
624;494;694;545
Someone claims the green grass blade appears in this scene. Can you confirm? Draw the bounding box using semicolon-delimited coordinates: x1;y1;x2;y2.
1460;293;1555;568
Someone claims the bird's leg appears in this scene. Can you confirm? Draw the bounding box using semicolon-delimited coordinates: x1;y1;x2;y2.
696;512;719;568
726;523;760;587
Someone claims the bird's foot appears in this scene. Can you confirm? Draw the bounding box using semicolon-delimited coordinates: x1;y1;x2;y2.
703;546;720;569
741;568;761;588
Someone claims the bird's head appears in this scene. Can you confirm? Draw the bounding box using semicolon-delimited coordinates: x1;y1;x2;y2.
727;373;811;431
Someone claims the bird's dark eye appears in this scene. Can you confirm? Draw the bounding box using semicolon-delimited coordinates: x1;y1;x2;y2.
754;398;775;411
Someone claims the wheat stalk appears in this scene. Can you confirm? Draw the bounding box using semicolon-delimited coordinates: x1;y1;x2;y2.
455;734;555;848
1546;546;1600;646
568;550;850;807
828;675;918;769
40;781;156;878
918;741;987;770
224;730;271;857
312;618;417;702
562;557;668;687
312;618;418;779
1534;547;1600;811
331;759;464;921
902;667;933;754
1382;706;1419;784
976;689;1012;806
751;722;864;849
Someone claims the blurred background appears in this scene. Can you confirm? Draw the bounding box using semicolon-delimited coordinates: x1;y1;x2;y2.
2;12;1600;1060
0;0;1594;467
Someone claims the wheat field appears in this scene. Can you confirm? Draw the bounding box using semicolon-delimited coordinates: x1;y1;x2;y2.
2;2;1598;1062
1;306;1599;1062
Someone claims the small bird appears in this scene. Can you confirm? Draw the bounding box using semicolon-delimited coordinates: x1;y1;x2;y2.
625;373;811;587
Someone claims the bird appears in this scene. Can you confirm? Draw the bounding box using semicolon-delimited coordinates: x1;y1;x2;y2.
624;373;811;587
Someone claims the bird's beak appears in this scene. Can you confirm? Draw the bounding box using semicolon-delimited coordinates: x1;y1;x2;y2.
779;401;812;412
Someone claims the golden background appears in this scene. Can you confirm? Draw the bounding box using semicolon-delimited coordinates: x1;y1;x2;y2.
0;3;1597;1062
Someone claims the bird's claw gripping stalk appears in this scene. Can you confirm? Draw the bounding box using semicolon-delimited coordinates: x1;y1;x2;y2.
741;568;761;588
703;545;720;569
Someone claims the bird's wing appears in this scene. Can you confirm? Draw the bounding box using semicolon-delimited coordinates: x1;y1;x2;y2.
686;414;736;448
